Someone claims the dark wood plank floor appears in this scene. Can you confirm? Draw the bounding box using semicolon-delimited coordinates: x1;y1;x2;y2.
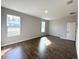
1;36;77;59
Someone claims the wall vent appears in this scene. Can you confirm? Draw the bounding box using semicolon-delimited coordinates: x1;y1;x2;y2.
70;12;76;15
67;0;73;4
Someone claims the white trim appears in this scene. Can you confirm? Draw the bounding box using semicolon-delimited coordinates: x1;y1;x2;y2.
60;36;76;41
1;36;41;47
50;34;75;41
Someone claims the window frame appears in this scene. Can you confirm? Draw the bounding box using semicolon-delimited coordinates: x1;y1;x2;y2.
41;21;46;33
7;14;21;37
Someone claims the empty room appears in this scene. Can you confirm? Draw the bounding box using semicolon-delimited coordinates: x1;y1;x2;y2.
1;0;78;59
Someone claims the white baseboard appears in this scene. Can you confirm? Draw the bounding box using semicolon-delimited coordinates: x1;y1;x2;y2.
60;36;66;39
49;34;75;41
60;37;75;41
1;36;41;47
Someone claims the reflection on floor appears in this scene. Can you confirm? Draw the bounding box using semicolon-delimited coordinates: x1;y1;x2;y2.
1;48;11;56
38;37;51;56
1;36;77;59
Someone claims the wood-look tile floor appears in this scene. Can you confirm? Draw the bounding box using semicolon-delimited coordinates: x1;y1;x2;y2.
1;36;77;59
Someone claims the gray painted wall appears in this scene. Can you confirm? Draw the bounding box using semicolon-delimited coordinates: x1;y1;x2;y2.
1;7;49;46
49;16;77;40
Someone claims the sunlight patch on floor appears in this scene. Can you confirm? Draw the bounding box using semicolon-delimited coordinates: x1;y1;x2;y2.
38;37;52;56
41;37;52;46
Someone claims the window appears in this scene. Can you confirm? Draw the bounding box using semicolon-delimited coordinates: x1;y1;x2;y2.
7;14;20;37
41;21;45;32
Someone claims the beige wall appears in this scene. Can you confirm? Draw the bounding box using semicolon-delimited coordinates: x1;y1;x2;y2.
49;16;77;40
1;7;49;46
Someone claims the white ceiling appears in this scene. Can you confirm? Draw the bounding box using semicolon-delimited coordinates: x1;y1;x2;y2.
1;0;78;20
